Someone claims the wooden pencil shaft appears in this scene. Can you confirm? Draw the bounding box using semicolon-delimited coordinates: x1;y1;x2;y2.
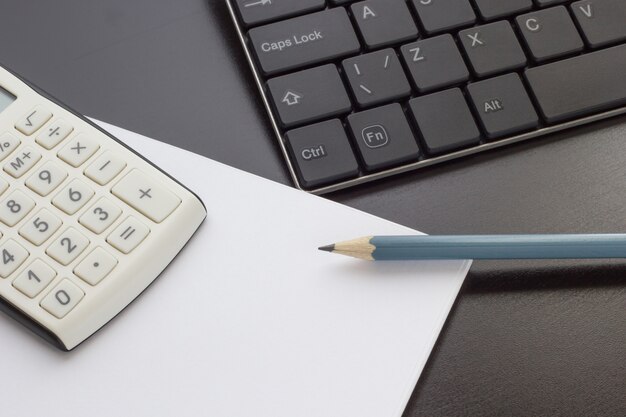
332;234;626;260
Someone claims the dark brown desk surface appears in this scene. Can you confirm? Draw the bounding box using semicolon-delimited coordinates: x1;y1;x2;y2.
1;1;623;415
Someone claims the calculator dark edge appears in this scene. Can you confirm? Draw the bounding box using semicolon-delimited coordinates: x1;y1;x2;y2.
0;61;207;352
225;0;626;195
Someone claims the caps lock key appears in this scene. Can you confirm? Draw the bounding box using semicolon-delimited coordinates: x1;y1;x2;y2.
248;8;361;76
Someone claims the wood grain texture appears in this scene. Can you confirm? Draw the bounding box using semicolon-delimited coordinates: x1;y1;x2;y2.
0;1;623;415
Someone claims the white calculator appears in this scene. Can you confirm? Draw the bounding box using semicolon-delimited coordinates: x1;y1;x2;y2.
0;64;206;350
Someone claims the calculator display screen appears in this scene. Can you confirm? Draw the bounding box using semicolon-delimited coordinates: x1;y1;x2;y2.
0;86;15;114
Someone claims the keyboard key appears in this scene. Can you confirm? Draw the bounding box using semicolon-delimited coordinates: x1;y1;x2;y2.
234;0;325;26
248;8;360;76
516;6;584;63
347;103;420;171
84;151;127;185
467;73;539;139
267;64;351;128
401;34;469;93
57;134;100;167
15;106;52;136
411;0;475;35
112;169;181;223
525;44;626;124
535;0;567;5
473;0;532;20
0;239;29;278
408;88;481;155
351;0;418;49
0;132;20;161
79;198;122;234
459;21;527;78
3;146;42;178
107;216;150;254
46;228;90;266
74;247;117;286
25;161;68;196
35;119;73;149
12;259;57;298
0;190;36;226
40;279;85;319
342;49;411;108
571;0;626;49
285;120;359;189
19;208;63;246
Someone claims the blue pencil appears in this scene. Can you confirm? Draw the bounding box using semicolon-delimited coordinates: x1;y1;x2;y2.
318;234;626;261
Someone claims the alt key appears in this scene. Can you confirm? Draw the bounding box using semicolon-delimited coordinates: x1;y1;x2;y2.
285;119;359;189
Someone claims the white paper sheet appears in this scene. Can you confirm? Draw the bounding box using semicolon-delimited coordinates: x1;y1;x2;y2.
0;120;471;417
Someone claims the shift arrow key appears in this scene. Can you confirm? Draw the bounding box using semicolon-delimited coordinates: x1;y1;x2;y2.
267;64;352;128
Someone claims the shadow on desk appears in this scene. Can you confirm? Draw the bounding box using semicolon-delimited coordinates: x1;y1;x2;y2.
468;259;626;293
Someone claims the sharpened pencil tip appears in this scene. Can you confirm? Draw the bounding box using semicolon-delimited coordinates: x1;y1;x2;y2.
318;244;335;253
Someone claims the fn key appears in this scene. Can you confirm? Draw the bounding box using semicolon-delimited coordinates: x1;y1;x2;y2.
285;120;359;189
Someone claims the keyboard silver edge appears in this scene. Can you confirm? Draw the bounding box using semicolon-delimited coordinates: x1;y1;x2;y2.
226;0;626;196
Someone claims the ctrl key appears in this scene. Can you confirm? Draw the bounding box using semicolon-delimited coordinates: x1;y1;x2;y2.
285;120;359;189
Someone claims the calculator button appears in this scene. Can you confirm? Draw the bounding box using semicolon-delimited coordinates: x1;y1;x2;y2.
25;161;68;196
112;169;181;223
46;228;90;266
52;179;95;215
35;119;74;150
74;247;118;286
15;106;52;136
12;259;57;298
107;216;150;254
0;177;8;196
40;279;84;319
3;147;42;178
0;132;21;161
0;190;36;226
57;134;100;167
0;239;29;278
84;151;126;185
19;208;63;246
79;198;122;234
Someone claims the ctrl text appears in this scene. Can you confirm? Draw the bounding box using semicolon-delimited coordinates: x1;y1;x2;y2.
301;145;327;161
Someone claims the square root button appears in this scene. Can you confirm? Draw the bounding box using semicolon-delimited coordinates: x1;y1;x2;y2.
285;119;359;189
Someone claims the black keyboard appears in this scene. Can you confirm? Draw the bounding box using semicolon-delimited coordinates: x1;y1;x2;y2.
227;0;626;193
